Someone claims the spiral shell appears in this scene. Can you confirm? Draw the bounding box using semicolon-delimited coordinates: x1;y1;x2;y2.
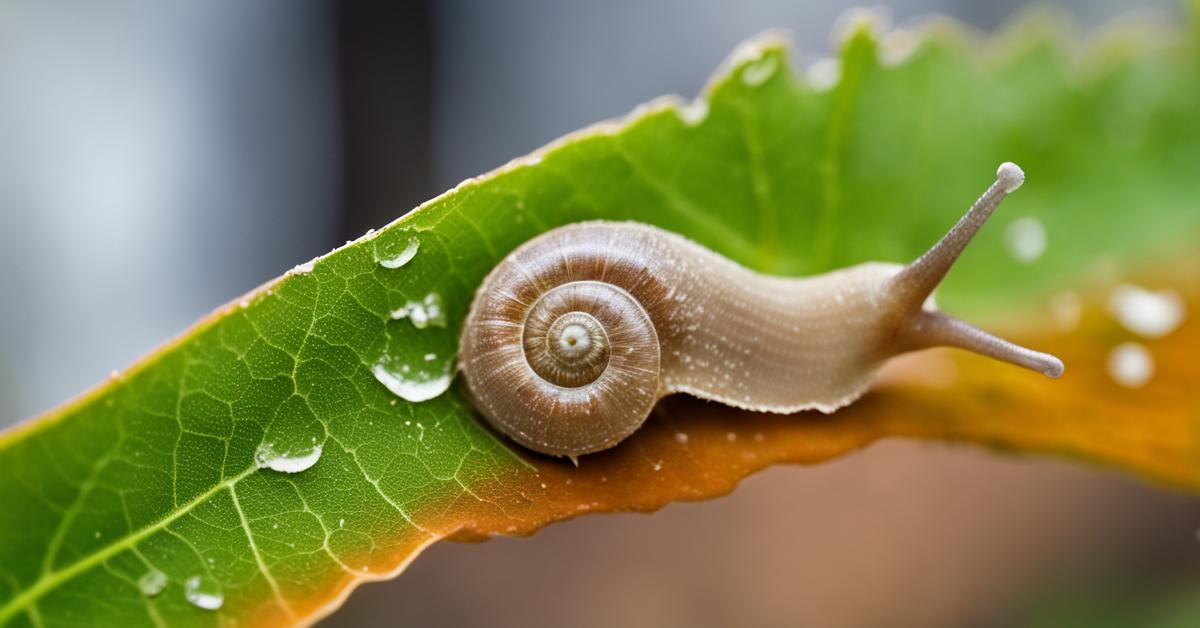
460;229;665;456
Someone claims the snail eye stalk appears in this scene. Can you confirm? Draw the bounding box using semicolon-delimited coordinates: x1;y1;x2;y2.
889;162;1063;379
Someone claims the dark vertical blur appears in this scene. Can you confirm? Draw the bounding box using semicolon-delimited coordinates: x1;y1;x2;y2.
335;2;435;240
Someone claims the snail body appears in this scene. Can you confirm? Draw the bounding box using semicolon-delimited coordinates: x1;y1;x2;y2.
460;163;1062;457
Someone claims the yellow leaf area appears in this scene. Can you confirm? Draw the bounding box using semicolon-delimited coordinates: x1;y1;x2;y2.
431;261;1199;547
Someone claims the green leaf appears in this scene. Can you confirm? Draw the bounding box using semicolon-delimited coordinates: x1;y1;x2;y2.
3;10;1200;626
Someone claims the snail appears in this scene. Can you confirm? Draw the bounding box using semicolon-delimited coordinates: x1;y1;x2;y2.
459;162;1062;458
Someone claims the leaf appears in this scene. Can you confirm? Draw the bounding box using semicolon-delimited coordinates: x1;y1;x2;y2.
3;10;1200;627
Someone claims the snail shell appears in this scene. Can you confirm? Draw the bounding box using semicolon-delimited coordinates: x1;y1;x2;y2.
460;163;1062;457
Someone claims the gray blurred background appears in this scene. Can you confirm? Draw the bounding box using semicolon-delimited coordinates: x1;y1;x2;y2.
1;1;1196;627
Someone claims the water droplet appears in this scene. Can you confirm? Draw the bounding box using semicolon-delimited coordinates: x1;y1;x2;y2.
1108;284;1186;338
807;58;841;91
372;359;454;402
292;260;315;275
339;518;345;528
652;460;663;472
137;569;168;596
741;55;778;87
184;575;224;610
674;432;689;444
390;293;446;329
377;236;420;269
255;442;323;473
424;353;437;362
1107;342;1154;388
1004;217;1047;263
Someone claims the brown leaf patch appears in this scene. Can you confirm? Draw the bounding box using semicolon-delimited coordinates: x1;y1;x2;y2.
447;267;1200;542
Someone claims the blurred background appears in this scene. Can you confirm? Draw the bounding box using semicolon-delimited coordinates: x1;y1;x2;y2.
1;1;1197;626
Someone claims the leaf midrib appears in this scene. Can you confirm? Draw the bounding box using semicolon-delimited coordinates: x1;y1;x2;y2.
0;465;259;623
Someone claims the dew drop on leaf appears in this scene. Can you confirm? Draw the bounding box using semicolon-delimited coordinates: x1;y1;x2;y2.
376;236;420;269
254;442;323;473
137;569;167;597
390;293;446;329
372;358;455;403
184;575;224;611
741;55;777;87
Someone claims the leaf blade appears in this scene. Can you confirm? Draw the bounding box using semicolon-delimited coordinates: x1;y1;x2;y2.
2;12;1200;626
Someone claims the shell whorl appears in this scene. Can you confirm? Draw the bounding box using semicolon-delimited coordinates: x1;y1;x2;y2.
460;163;1062;458
459;232;664;457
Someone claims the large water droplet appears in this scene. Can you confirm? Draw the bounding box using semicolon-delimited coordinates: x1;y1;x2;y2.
184;575;224;610
372;358;454;402
138;569;167;596
255;441;323;473
390;293;446;329
377;236;420;269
